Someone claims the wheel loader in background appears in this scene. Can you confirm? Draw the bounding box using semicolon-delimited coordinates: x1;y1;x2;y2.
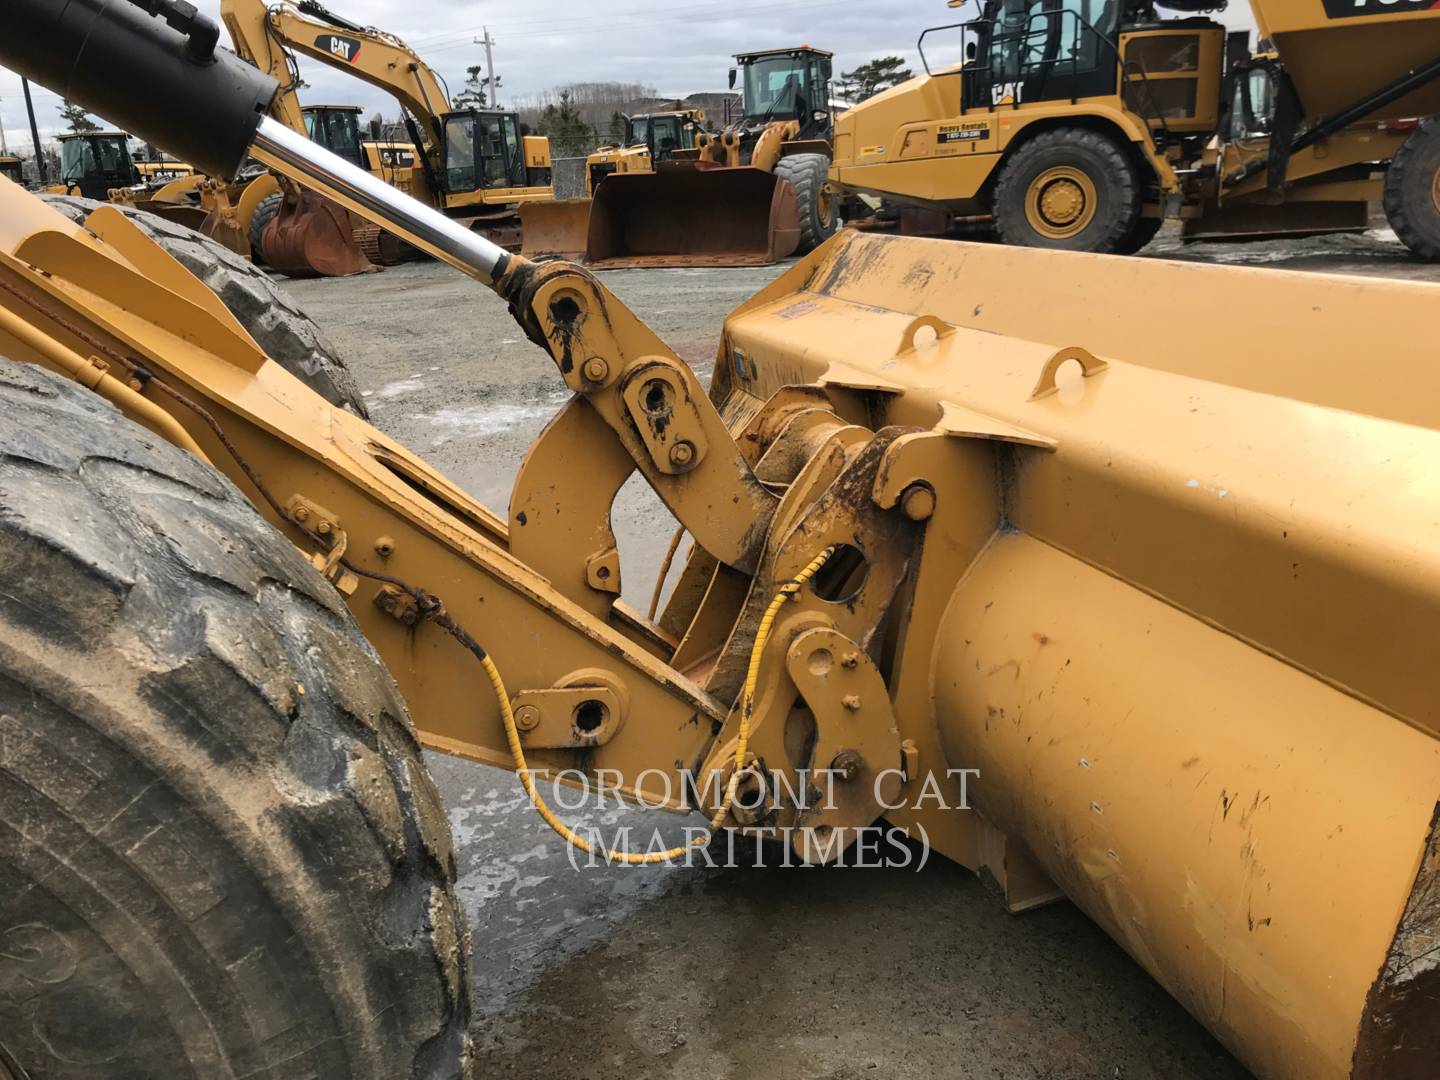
523;47;837;267
4;2;1440;1079
587;109;708;193
223;0;554;266
0;155;23;186
832;0;1440;255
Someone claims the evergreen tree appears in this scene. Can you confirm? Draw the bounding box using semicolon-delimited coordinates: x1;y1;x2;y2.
453;65;489;110
839;56;916;102
59;99;100;132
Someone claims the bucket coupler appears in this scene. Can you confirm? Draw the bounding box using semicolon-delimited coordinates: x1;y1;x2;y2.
5;4;1440;1078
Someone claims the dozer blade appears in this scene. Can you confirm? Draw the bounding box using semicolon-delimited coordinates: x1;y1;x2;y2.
260;189;375;278
520;198;593;260
584;162;800;269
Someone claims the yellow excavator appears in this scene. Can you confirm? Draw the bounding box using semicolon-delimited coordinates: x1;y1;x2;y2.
831;0;1440;255
5;3;1440;1080
223;0;554;264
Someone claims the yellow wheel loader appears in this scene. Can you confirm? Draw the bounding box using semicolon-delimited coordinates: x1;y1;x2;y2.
223;0;555;268
832;0;1440;256
521;109;707;261
5;2;1440;1079
527;47;837;268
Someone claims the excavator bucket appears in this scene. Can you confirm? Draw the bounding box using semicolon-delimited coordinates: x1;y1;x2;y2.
583;162;800;269
260;189;374;278
520;198;593;261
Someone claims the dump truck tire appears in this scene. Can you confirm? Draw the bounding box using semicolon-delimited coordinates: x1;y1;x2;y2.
775;152;836;253
1383;117;1440;260
1114;214;1164;255
992;129;1140;252
249;191;284;264
0;357;472;1080
38;194;367;417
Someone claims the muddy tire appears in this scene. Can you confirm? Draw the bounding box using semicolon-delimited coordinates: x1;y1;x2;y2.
0;358;471;1079
38;194;367;416
1113;214;1164;255
249;191;284;264
775;152;837;253
1383;118;1440;260
992;128;1140;252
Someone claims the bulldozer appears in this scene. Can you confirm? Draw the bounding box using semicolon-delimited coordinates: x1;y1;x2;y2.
223;0;555;264
3;2;1440;1079
525;48;837;267
831;0;1440;255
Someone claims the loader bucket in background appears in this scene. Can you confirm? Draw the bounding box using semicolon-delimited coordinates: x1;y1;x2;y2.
584;162;800;269
260;189;374;278
520;198;593;260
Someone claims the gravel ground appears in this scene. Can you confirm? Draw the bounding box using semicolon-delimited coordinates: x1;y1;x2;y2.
280;227;1437;1080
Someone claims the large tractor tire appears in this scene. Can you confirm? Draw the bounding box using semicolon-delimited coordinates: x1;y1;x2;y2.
39;194;367;416
774;152;837;253
249;191;284;264
992;128;1141;253
1114;214;1164;256
0;358;472;1080
1383;117;1440;260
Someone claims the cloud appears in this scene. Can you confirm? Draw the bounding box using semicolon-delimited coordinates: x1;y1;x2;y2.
0;0;1258;152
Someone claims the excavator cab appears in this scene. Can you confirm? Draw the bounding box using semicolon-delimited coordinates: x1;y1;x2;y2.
53;130;141;199
301;104;366;169
441;109;529;193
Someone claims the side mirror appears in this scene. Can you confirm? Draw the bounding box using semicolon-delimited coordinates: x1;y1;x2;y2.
728;67;737;89
966;41;978;61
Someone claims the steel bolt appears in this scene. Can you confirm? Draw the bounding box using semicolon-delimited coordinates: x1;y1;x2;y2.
581;356;609;383
831;750;862;781
515;705;541;732
841;653;859;669
669;441;696;468
374;536;396;557
900;484;936;521
293;506;310;522
316;521;332;536
842;694;862;712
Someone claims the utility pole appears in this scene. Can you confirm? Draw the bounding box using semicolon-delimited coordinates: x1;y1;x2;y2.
475;28;497;107
0;95;8;155
21;78;45;183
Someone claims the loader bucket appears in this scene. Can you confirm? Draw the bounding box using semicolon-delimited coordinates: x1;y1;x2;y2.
721;230;1440;1080
520;198;592;260
584;162;800;269
260;189;374;278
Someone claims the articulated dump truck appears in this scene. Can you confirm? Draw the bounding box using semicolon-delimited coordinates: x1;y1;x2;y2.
1;2;1438;1078
832;0;1440;254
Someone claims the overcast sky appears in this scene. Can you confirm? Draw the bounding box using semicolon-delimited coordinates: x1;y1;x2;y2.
0;0;1256;152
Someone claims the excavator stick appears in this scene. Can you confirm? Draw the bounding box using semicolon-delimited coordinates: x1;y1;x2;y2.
584;161;801;268
520;197;593;260
260;186;375;277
